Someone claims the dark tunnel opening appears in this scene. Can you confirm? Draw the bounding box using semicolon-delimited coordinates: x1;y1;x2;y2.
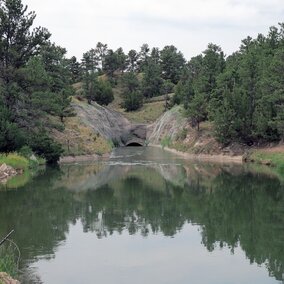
126;142;143;147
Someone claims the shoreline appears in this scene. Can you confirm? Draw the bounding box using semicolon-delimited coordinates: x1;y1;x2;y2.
150;144;244;164
59;153;110;164
59;146;244;165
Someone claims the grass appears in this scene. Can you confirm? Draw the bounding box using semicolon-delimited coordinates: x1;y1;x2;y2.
52;116;112;156
0;244;18;278
0;153;29;171
120;101;165;124
0;152;45;189
250;150;284;175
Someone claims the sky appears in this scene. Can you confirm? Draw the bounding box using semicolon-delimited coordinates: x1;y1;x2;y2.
23;0;284;61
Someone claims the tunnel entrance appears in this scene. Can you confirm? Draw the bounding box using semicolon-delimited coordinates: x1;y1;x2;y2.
126;142;143;147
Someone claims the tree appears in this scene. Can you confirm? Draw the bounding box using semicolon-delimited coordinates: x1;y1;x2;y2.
30;132;63;163
83;72;113;106
122;72;143;111
67;56;82;83
0;0;50;111
103;49;120;81
122;91;143;111
186;92;207;132
95;79;114;106
201;43;225;96
39;43;75;122
82;48;98;74
160;45;186;84
95;42;108;71
115;47;127;73
126;49;138;72
83;71;99;104
138;43;150;71
141;60;163;98
150;47;160;64
122;72;140;93
0;103;25;152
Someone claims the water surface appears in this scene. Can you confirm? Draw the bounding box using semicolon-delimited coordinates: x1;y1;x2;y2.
0;147;283;283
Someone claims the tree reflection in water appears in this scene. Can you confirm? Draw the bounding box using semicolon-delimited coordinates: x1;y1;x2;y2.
0;160;283;282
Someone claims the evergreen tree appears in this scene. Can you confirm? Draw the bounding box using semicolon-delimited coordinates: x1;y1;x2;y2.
122;72;143;111
126;49;139;72
160;45;186;84
141;60;163;98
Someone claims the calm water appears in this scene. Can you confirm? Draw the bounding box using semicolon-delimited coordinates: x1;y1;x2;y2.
0;147;284;284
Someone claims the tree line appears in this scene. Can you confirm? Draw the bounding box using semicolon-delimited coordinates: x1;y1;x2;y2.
1;0;283;163
78;25;284;146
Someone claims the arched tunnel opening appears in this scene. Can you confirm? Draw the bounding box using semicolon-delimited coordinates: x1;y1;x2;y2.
126;142;144;147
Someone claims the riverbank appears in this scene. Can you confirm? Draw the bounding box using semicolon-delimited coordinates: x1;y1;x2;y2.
151;143;284;179
246;145;284;174
0;154;29;184
0;153;45;188
151;144;243;164
59;153;110;164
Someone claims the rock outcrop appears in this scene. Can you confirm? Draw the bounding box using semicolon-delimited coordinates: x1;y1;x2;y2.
73;100;131;146
0;164;17;183
147;106;188;144
0;272;20;284
72;99;147;147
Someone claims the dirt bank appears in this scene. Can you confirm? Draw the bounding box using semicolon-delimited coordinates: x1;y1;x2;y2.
151;145;243;164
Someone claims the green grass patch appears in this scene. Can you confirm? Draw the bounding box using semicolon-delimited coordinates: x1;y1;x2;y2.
250;151;284;177
0;153;29;171
161;136;172;148
0;244;18;277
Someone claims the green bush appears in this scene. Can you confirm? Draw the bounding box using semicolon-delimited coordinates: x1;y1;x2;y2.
18;146;33;159
95;79;114;106
30;134;63;164
123;91;143;111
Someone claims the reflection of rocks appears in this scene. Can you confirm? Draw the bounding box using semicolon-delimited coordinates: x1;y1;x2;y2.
56;159;230;193
55;163;131;192
0;163;17;184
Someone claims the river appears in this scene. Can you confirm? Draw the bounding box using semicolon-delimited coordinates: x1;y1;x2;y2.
0;147;283;284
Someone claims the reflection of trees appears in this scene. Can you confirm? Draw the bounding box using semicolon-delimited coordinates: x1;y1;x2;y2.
0;164;283;281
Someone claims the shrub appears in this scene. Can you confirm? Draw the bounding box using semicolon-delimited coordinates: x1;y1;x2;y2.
30;134;63;164
122;91;143;111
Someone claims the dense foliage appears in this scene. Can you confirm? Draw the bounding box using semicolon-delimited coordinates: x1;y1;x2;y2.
0;0;73;162
173;26;284;145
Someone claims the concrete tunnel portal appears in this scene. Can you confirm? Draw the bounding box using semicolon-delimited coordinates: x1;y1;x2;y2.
121;124;147;147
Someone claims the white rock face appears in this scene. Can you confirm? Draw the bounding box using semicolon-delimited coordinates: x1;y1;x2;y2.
147;106;188;144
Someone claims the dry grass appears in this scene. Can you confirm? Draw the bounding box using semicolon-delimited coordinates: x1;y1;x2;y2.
52;116;112;156
119;101;165;124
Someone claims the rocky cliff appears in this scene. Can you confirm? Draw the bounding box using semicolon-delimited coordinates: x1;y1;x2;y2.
147;106;188;144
